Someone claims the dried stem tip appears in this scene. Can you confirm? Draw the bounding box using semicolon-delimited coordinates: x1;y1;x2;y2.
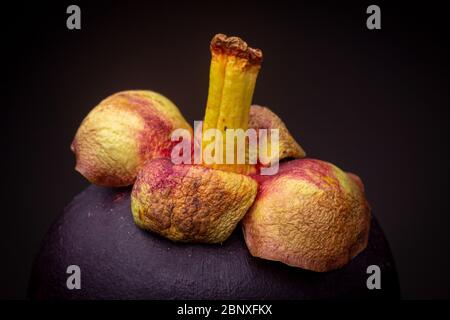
210;34;263;66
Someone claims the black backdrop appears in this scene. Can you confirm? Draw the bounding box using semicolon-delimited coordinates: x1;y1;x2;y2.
2;1;449;299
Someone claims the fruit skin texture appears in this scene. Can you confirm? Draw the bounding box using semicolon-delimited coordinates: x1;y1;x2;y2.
71;90;192;187
131;158;258;243
243;159;371;272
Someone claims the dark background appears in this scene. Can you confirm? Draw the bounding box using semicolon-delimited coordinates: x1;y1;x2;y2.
2;1;449;299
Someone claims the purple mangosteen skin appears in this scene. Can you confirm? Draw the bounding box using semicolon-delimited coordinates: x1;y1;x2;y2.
28;185;400;299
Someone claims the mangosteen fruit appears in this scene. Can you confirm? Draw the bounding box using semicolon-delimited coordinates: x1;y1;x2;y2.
28;185;400;299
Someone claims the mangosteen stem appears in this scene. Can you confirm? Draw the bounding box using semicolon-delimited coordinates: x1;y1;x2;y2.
202;34;262;174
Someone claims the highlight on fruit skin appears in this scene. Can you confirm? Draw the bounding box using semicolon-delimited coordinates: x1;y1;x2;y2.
131;158;258;243
242;159;371;272
71;90;192;187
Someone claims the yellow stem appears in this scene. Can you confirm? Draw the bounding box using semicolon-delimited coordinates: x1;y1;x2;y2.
202;34;262;174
